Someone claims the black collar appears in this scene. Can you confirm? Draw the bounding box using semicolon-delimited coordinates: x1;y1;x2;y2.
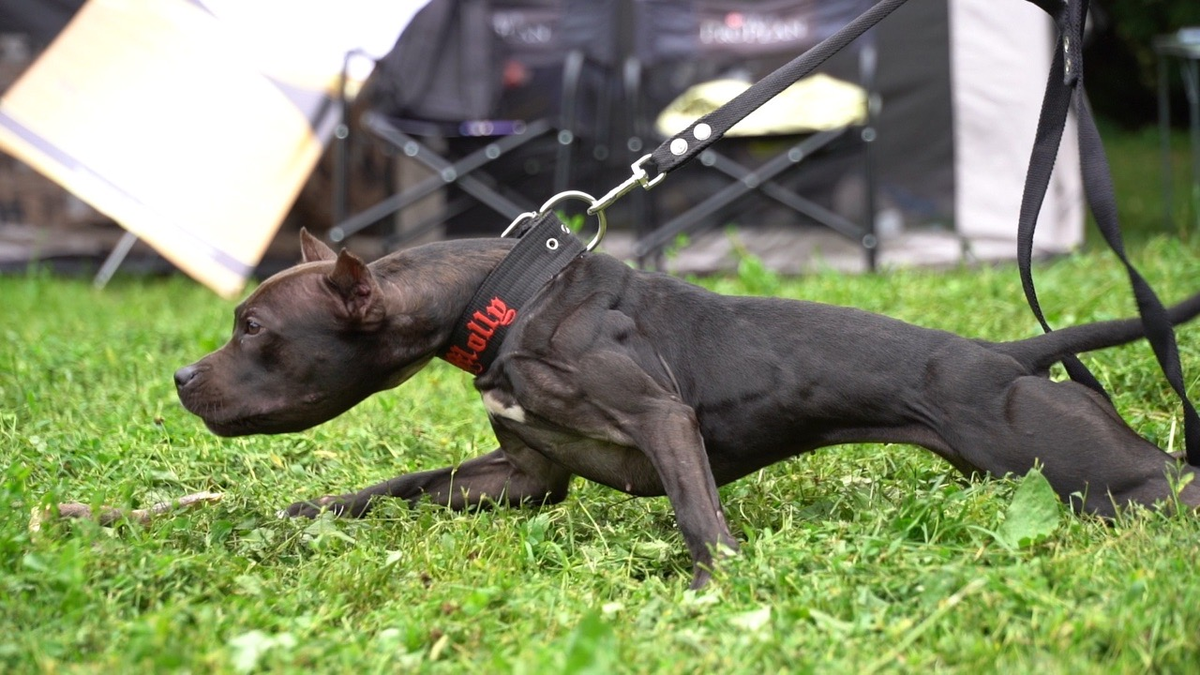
440;211;586;375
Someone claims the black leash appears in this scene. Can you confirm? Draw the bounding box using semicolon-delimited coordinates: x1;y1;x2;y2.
641;0;908;183
1021;0;1199;464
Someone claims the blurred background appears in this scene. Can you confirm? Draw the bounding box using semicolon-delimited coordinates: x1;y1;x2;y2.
0;0;1197;297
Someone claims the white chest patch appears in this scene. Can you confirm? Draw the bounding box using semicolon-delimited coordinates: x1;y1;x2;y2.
482;390;527;424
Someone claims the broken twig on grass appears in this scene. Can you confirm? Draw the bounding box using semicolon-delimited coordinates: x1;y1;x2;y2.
29;491;224;532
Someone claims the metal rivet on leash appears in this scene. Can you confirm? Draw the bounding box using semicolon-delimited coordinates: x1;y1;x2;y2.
693;123;712;141
670;138;688;156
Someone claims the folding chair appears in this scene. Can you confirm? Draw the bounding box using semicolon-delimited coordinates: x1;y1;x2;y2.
619;0;881;270
329;0;572;245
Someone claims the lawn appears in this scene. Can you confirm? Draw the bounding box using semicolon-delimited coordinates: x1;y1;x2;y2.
1;127;1199;673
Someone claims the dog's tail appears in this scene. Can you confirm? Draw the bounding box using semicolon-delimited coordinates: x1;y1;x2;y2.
989;290;1200;373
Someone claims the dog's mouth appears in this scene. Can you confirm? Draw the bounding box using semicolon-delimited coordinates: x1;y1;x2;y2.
179;387;334;437
202;415;312;437
177;398;261;437
189;404;321;437
201;416;263;437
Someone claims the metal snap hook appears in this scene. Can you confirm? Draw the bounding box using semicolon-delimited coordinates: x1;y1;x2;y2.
587;154;665;218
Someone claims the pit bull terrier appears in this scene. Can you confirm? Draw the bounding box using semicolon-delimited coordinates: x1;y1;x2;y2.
175;227;1200;588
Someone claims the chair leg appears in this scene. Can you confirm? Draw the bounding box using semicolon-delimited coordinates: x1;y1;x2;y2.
331;116;556;241
94;231;139;289
556;50;586;194
633;129;854;260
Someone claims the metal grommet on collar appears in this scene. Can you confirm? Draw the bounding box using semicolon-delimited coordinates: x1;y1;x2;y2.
546;238;559;250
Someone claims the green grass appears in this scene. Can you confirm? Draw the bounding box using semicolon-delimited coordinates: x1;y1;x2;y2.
2;128;1200;673
1090;123;1198;244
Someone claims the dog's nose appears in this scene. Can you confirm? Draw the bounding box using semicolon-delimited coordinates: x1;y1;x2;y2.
174;364;199;390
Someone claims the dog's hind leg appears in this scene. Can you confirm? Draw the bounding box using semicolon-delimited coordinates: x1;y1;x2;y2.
283;437;573;518
954;376;1200;516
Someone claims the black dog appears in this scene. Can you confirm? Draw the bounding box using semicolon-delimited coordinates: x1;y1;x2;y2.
175;229;1200;587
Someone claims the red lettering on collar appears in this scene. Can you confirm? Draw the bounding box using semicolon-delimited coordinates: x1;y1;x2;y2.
444;297;517;374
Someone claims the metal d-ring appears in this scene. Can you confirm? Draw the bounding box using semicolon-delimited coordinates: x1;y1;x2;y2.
500;210;538;238
536;190;607;252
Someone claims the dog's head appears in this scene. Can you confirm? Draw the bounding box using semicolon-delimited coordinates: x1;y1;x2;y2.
175;230;434;436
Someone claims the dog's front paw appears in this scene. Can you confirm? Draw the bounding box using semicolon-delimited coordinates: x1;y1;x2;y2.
279;495;346;519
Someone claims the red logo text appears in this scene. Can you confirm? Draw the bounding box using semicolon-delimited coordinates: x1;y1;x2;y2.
445;297;517;374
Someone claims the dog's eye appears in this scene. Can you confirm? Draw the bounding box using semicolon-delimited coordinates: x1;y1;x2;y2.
245;319;262;336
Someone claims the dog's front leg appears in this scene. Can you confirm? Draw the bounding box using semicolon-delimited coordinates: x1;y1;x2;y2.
630;400;741;589
514;348;740;589
283;440;572;518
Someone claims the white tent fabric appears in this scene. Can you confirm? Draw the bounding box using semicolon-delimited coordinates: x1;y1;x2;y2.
950;0;1083;259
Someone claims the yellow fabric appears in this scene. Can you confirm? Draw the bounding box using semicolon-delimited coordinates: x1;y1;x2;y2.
655;73;868;138
0;0;328;297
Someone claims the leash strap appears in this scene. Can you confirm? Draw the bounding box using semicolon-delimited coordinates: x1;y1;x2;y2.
1020;0;1200;463
441;211;585;375
643;0;908;181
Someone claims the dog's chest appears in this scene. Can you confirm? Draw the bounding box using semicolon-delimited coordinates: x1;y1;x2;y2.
481;389;528;424
476;384;664;495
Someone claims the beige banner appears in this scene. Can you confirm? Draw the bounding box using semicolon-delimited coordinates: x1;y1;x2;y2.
0;0;418;297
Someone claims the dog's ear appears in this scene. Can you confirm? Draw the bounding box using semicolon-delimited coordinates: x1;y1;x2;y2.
326;249;384;325
300;227;337;263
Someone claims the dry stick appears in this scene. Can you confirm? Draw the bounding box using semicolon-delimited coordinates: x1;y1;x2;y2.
29;491;224;532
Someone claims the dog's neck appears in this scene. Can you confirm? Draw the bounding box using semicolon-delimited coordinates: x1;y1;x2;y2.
368;238;518;373
435;215;588;375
